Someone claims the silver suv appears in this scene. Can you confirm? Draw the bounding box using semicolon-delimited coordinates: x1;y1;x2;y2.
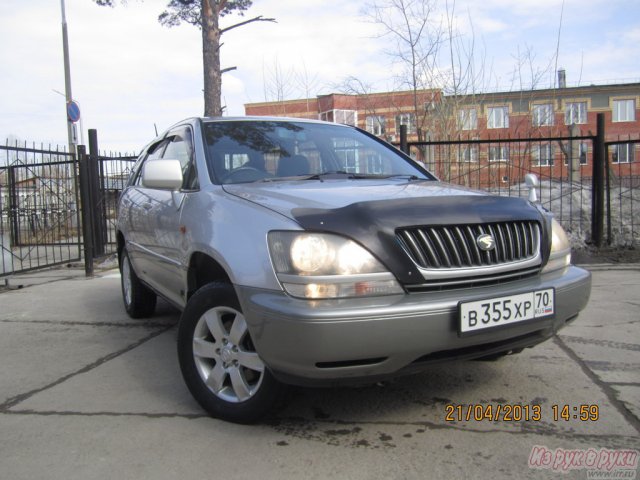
117;117;591;423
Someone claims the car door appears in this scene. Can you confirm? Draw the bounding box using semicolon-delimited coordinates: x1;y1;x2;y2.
120;139;168;291
138;126;198;306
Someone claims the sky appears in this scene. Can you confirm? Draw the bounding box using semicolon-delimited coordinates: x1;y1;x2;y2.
0;0;638;153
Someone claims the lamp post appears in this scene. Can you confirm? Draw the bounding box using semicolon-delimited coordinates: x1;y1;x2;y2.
60;0;76;156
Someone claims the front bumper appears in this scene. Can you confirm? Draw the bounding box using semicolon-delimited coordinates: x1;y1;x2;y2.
236;266;591;386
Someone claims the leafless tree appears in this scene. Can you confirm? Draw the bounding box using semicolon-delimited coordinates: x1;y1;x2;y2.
295;61;321;115
262;58;296;104
366;0;445;143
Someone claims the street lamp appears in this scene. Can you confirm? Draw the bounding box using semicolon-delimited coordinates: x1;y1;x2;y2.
60;0;76;155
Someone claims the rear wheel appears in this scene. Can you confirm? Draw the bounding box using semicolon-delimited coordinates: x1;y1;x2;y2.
178;282;283;423
120;249;156;318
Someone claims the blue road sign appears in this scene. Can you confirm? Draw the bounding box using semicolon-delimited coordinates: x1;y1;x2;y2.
67;100;81;123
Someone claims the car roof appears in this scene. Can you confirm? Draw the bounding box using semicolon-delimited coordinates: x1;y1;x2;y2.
200;116;350;126
141;116;353;154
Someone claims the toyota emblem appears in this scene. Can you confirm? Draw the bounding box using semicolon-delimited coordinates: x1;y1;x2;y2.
476;233;496;251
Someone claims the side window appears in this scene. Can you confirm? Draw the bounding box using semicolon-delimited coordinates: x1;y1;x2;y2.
127;153;146;187
163;127;198;190
133;141;168;186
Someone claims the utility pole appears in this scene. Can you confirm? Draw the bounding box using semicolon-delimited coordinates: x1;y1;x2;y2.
60;0;76;155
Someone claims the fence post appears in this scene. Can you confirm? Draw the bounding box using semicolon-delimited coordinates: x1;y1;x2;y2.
7;167;19;247
88;129;105;256
591;113;605;247
400;124;408;155
77;145;94;276
568;124;581;183
605;142;611;245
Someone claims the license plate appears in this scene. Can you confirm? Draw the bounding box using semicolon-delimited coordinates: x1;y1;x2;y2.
459;288;555;334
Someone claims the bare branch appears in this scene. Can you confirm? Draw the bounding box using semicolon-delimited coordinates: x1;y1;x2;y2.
221;15;276;34
262;57;296;103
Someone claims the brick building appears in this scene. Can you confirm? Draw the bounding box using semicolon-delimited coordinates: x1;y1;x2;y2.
245;81;640;183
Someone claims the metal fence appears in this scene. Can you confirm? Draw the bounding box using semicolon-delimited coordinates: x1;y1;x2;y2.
604;140;638;247
95;152;137;254
1;134;136;277
1;141;81;275
402;117;638;248
74;130;136;275
2;121;638;277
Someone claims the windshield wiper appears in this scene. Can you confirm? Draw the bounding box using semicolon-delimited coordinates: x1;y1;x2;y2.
257;172;425;183
305;172;424;181
381;174;422;181
302;171;399;181
301;171;351;180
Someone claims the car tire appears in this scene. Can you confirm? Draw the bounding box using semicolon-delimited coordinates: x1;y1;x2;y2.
120;249;157;319
177;282;283;424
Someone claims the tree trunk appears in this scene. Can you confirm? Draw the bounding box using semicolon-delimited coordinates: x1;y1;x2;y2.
202;0;222;117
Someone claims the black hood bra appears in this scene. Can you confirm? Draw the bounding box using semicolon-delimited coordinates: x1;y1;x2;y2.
292;195;551;285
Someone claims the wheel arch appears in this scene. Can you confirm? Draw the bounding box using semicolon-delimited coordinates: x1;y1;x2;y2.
187;251;232;300
116;231;125;267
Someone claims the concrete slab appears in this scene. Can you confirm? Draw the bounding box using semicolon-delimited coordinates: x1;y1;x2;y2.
0;321;166;406
12;329;201;416
0;411;636;480
0;267;638;479
1;274;178;324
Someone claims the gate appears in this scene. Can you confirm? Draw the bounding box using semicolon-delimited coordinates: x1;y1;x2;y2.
1;143;81;276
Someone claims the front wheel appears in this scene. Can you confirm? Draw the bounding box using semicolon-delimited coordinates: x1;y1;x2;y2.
177;282;283;423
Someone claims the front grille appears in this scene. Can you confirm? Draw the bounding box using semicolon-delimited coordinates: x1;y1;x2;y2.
396;221;540;269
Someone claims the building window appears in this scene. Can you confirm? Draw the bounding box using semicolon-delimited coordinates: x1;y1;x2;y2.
612;99;636;122
367;154;384;174
532;103;554;127
612;144;635;164
565;102;587;125
488;145;509;162
319;109;357;126
487;107;509;129
319;111;332;122
333;138;358;172
395;113;416;134
458;145;479;162
458;108;478;130
532;144;554;166
366;116;386;136
336;110;357;126
563;142;589;166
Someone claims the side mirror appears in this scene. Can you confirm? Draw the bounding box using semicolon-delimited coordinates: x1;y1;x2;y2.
142;159;183;190
524;173;539;203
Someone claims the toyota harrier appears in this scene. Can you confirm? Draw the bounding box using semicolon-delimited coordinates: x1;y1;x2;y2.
116;117;591;423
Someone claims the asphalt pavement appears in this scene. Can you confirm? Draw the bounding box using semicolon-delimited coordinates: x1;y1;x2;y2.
1;264;639;480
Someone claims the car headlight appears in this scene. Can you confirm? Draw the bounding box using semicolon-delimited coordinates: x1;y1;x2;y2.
542;218;572;273
268;231;403;299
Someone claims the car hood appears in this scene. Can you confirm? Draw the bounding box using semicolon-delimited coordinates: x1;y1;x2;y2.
223;179;549;284
223;179;484;215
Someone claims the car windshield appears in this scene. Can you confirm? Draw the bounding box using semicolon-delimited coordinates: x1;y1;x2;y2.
203;120;434;184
